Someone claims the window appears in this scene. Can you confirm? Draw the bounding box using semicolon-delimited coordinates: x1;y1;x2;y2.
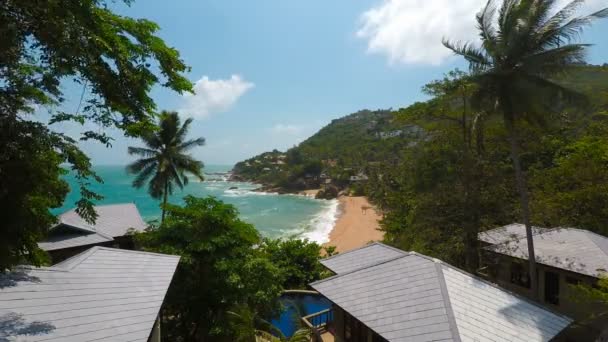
545;271;560;305
510;262;531;288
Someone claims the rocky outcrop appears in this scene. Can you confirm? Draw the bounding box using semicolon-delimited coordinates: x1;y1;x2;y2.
315;185;339;200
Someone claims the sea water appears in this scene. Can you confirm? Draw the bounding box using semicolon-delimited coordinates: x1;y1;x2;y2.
54;165;339;242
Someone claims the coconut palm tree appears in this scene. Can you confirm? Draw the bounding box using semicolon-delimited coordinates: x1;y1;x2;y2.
127;111;205;222
444;0;608;298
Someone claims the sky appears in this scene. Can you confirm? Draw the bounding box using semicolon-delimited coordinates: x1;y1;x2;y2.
49;0;608;166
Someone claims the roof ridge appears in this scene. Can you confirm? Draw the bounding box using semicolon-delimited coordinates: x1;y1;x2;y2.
434;262;461;342
320;242;383;262
50;246;101;271
95;246;181;259
311;254;410;286
575;229;608;256
321;242;407;262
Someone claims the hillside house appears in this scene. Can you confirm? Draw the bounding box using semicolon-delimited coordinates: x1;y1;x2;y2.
38;203;147;263
0;247;179;342
376;130;403;140
349;173;369;182
305;243;572;342
479;224;608;339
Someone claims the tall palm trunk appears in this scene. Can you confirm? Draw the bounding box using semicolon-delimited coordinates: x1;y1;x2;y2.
161;180;168;223
503;98;538;300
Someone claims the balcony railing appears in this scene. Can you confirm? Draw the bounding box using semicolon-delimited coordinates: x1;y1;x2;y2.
302;308;334;342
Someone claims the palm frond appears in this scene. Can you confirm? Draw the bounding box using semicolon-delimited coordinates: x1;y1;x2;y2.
443;40;492;72
140;131;163;150
159;111;180;146
147;173;166;199
497;0;519;43
174;155;205;181
179;137;206;151
541;0;585;31
175;117;194;145
168;162;185;190
288;328;312;342
521;43;589;75
477;0;498;49
538;6;608;49
126;157;156;174
127;146;158;157
132;161;158;189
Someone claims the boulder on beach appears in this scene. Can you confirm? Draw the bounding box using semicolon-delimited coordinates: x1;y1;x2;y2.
316;185;339;200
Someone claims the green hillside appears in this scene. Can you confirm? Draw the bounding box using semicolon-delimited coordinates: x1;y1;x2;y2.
232;65;608;193
231;109;425;192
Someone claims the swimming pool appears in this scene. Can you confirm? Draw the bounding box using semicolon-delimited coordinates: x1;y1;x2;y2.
271;292;332;338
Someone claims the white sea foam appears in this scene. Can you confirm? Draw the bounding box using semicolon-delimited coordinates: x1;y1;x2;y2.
223;188;278;197
301;199;340;244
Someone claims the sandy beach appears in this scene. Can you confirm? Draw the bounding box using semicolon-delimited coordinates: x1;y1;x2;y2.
324;196;383;253
299;189;320;197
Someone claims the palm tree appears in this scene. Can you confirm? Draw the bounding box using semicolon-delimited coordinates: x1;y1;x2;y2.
227;305;311;342
127;111;205;222
444;0;608;298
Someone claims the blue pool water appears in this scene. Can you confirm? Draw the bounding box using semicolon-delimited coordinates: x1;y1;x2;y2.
272;294;331;338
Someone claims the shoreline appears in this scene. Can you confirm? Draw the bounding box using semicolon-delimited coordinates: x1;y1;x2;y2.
323;196;383;253
215;179;383;252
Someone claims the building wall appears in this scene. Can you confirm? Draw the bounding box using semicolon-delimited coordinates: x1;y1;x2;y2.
483;252;607;339
47;241;115;263
331;306;385;342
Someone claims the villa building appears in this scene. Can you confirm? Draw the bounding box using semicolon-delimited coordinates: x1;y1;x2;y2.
349;173;369;182
0;247;179;341
306;243;572;342
38;203;147;262
479;224;608;339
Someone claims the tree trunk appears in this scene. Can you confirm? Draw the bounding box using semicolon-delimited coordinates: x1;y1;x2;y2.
504;109;539;300
161;180;168;223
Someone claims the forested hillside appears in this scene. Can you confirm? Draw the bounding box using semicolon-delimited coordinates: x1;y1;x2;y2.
231;109;424;192
233;65;608;196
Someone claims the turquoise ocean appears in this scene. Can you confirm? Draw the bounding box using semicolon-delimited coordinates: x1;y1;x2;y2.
55;165;339;242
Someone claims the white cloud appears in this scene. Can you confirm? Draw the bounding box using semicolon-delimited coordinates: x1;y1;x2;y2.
357;0;606;66
272;124;302;135
180;75;254;119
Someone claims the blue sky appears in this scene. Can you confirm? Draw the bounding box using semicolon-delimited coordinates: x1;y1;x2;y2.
51;0;608;166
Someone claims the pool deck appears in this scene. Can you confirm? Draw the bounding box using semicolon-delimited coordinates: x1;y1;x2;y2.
320;331;335;342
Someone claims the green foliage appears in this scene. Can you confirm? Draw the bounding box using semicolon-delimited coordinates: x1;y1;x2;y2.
136;196;283;341
136;196;327;341
444;0;608;296
374;72;518;270
573;276;608;307
127;111;205;221
233;110;425;191
373;63;608;271
259;238;326;289
531;129;608;235
0;0;191;269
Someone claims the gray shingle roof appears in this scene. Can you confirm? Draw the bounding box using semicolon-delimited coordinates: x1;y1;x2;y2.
0;247;180;341
320;242;406;274
311;243;572;342
478;223;549;245
485;227;608;278
39;203;147;251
